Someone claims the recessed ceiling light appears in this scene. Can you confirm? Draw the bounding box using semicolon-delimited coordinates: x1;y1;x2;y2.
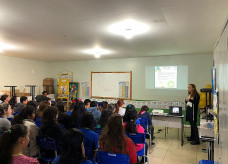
108;19;150;39
0;42;15;52
83;47;112;58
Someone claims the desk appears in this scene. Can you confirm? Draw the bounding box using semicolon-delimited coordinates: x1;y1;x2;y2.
151;114;184;146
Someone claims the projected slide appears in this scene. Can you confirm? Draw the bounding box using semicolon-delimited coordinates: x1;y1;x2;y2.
155;66;177;88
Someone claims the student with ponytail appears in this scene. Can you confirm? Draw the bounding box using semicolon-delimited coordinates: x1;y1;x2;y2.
12;105;39;157
115;99;125;116
123;109;145;152
0;124;39;164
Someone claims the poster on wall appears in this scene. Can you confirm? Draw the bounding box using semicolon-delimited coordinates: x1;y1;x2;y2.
69;82;79;100
58;79;69;98
58;72;73;82
119;81;130;98
81;82;91;98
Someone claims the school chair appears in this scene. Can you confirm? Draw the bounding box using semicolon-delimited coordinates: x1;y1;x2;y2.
199;160;218;164
97;150;130;164
126;132;149;164
138;117;152;152
36;136;57;164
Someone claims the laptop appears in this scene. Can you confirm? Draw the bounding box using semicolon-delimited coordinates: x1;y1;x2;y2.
169;106;182;116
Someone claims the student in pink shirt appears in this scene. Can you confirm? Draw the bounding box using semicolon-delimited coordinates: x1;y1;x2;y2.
0;124;39;164
123;109;148;162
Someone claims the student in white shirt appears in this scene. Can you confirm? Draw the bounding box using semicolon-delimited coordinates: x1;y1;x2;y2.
115;99;125;116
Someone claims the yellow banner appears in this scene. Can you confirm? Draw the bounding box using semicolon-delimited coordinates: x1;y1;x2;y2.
58;79;69;98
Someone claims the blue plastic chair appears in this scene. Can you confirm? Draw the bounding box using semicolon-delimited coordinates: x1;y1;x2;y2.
35;118;42;128
126;133;149;164
36;136;57;164
95;127;102;136
199;160;218;164
138;117;152;149
97;151;130;164
13;112;20;116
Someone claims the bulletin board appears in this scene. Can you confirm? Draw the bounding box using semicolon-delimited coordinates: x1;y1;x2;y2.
91;71;132;100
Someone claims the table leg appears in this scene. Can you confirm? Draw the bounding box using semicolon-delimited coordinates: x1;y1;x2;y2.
181;118;183;146
165;127;166;138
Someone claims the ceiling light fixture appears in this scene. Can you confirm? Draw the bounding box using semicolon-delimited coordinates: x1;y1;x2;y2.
83;47;111;58
108;19;150;39
0;42;15;53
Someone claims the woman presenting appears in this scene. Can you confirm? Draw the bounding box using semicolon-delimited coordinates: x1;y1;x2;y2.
185;84;200;145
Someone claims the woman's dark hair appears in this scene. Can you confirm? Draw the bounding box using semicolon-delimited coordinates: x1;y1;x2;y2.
97;109;113;129
0;104;10;116
57;102;65;113
141;105;149;112
101;101;108;109
12;105;35;125
9;96;17;109
71;101;86;128
39;101;50;112
80;112;95;131
124;109;138;133
58;128;85;164
123;104;135;122
84;99;91;106
90;101;97;108
107;104;114;111
20;96;28;103
0;95;9;102
42;106;58;125
115;99;124;114
0;124;28;164
27;101;37;110
69;103;75;111
99;114;126;154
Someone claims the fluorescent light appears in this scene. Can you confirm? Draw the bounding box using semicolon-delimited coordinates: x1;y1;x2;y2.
0;42;15;51
83;47;112;58
108;19;150;39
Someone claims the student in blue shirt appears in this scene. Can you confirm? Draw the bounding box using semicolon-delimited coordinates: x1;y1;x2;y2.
80;112;98;163
138;105;154;139
87;101;101;123
53;128;93;164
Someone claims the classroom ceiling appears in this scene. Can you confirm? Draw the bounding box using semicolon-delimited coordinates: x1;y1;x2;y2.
0;0;227;61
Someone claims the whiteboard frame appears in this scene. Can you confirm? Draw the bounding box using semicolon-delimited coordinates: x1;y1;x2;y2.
91;71;132;100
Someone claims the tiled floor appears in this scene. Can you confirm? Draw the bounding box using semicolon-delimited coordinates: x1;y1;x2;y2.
147;127;208;164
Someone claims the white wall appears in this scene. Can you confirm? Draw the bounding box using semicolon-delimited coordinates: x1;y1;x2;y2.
49;53;213;101
0;55;50;95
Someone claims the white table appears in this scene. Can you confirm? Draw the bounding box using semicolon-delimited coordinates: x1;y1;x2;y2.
151;114;184;146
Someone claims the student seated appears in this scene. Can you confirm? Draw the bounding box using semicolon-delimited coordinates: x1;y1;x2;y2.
99;114;137;164
53;128;93;164
123;104;140;125
84;99;91;110
71;101;86;128
123;109;146;153
80;112;98;163
0;94;10;104
35;91;50;104
12;105;39;157
15;96;28;113
38;106;66;155
97;109;113;129
115;99;125;116
99;101;108;112
138;105;154;139
0;104;12;131
9;96;17;110
0;124;39;164
67;102;75;115
56;102;71;130
87;101;101;123
36;101;50;125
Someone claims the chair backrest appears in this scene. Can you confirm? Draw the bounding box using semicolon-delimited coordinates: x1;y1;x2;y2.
36;136;57;151
95;127;102;136
138;117;149;131
97;151;130;164
126;132;145;144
